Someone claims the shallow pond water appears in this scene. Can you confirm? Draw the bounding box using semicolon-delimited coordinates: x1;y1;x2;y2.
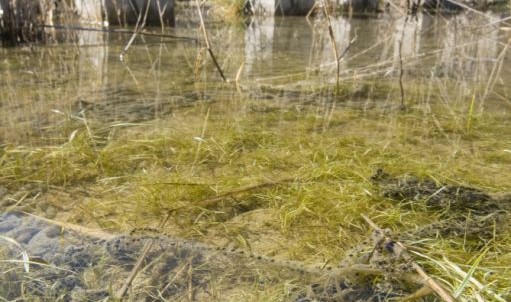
1;10;511;144
1;8;511;302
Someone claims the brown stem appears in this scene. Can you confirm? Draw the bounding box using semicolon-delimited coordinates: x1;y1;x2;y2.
195;0;227;82
115;213;171;299
321;0;340;90
360;214;458;302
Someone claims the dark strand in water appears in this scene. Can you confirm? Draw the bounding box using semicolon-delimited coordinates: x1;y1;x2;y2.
40;24;197;42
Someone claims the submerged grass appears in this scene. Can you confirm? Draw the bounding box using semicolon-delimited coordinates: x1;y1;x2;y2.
1;6;511;300
1;77;510;300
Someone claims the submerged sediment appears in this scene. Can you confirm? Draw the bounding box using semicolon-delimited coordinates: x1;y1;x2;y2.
0;210;430;301
3;171;508;301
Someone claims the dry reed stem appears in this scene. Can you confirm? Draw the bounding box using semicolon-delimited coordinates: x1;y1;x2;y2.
360;214;458;302
0;259;76;274
120;0;152;61
20;211;116;240
235;61;245;94
481;38;510;102
321;0;340;90
401;286;434;301
195;0;227;82
192;178;295;208
397;17;408;107
306;1;319;24
385;0;406;15
115;213;171;299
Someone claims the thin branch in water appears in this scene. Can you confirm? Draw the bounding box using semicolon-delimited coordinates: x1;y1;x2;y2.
339;34;358;61
360;214;458;302
115;213;171;299
194;178;295;208
481;38;510;104
397;17;408;108
192;108;211;171
386;0;406;15
120;1;152;61
21;212;116;240
306;1;319;24
235;61;245;93
321;0;341;90
195;0;227;82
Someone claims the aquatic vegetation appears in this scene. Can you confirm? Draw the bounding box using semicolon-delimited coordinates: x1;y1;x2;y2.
1;9;511;301
1;82;510;300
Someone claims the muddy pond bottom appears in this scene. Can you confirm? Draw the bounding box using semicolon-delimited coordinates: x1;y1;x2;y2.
2;170;510;301
0;210;422;302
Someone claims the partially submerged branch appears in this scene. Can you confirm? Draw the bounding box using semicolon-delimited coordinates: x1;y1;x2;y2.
116;214;171;299
195;0;227;82
321;0;341;90
361;214;458;302
120;0;152;61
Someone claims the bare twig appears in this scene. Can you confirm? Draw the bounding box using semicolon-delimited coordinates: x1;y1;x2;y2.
385;0;406;15
397;17;408;108
360;214;458;302
115;213;171;299
194;178;295;208
306;1;319;22
235;61;245;93
401;286;434;301
321;0;340;90
120;0;152;61
20;211;116;240
195;0;227;81
339;35;358;61
481;38;510;103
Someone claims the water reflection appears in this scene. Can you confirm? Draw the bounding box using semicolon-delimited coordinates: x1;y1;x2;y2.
73;0;104;25
242;12;509;82
1;11;510;144
245;17;275;75
436;13;502;81
393;15;422;66
77;29;108;95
